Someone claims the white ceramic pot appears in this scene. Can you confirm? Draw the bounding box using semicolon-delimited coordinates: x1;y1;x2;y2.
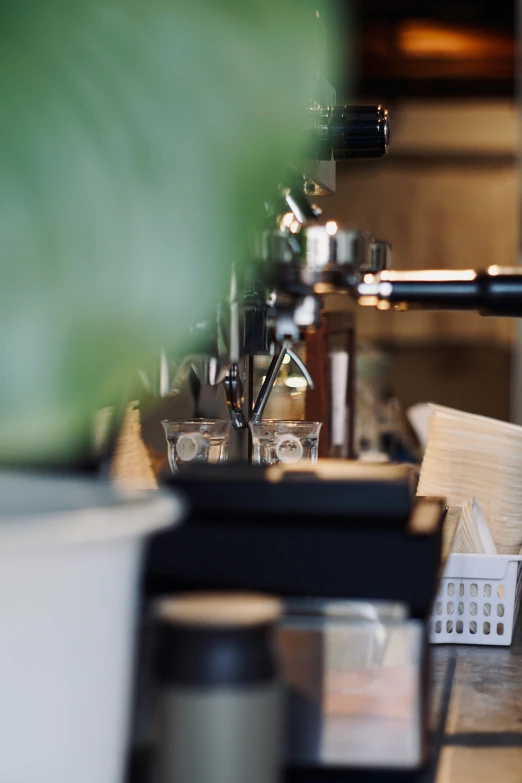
0;472;182;783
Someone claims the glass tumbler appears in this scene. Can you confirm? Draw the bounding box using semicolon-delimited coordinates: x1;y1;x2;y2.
162;419;230;473
249;420;322;466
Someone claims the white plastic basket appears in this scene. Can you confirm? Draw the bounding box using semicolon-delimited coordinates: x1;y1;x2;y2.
430;553;522;646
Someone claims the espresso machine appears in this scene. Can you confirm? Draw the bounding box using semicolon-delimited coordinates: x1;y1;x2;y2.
142;103;392;463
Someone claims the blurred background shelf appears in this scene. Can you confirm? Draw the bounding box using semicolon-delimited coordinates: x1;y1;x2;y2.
333;0;515;100
315;0;519;424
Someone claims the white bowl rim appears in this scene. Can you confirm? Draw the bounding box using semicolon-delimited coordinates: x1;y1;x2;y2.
0;472;183;551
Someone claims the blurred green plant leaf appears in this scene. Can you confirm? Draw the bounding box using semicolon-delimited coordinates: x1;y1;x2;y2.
0;0;337;464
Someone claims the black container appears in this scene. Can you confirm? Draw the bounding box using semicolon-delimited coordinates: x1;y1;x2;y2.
145;465;444;620
155;593;282;783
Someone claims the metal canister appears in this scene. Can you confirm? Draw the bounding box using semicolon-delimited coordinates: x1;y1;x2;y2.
155;592;282;783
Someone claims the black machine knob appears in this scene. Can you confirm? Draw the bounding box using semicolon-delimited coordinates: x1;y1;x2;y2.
310;104;390;161
331;105;390;160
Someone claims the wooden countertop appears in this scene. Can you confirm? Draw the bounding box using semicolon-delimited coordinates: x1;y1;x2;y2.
429;620;522;783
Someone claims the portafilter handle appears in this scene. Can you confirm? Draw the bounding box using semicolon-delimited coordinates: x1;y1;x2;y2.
357;267;522;317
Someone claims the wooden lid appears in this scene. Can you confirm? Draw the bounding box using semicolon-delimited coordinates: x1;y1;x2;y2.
156;592;282;628
267;459;417;483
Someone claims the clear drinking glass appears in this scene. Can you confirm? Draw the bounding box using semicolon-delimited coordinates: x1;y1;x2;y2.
248;420;322;466
162;419;230;473
276;600;422;769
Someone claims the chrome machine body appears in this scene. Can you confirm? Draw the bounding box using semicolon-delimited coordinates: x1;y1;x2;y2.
148;104;392;460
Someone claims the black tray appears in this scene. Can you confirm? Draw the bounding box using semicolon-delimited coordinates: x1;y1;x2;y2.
144;465;444;619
